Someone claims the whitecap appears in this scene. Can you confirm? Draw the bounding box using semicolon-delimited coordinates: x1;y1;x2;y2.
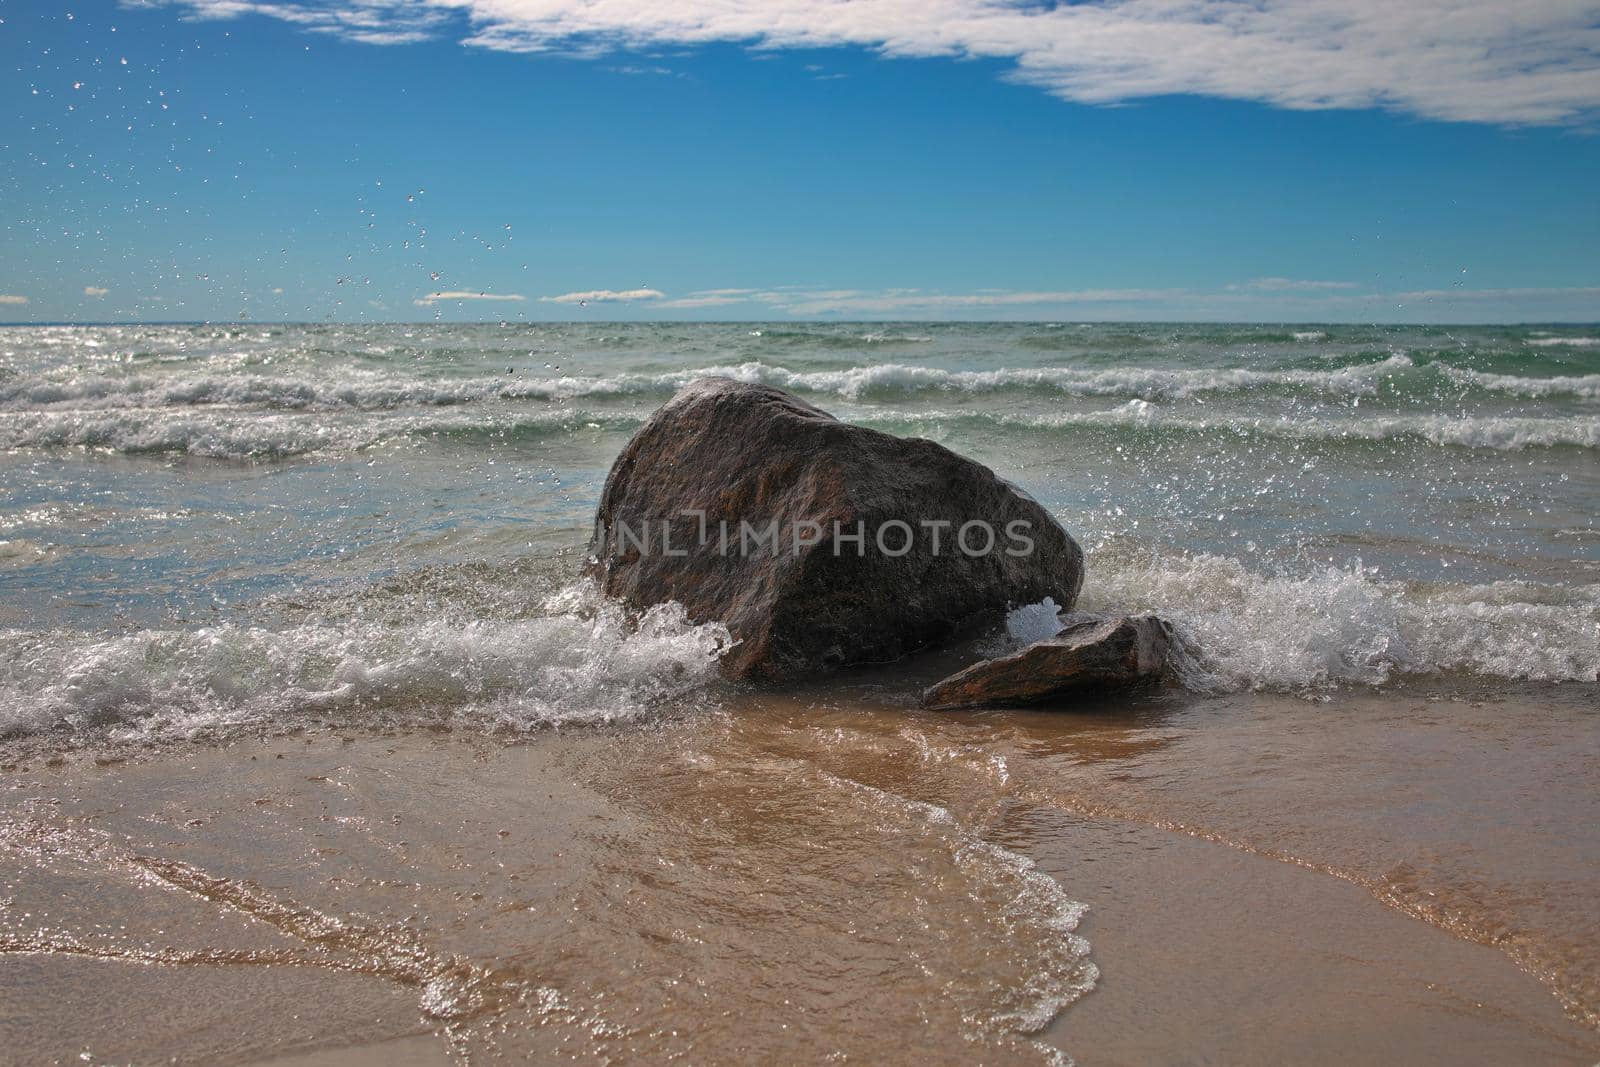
1525;337;1600;347
1446;368;1600;400
0;356;1423;412
877;406;1600;451
1076;550;1600;690
0;407;637;458
0;582;732;741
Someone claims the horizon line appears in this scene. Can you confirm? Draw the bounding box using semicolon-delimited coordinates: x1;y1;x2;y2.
3;319;1598;329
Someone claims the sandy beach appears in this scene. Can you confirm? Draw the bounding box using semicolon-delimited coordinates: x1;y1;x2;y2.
5;675;1597;1065
6;0;1600;1057
2;322;1596;1062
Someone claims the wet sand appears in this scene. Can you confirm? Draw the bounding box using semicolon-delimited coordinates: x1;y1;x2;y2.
3;681;1598;1065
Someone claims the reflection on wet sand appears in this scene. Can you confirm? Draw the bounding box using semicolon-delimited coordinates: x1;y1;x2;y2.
4;677;1596;1065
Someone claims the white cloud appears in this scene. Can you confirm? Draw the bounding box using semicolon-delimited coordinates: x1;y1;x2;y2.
655;294;759;309
666;281;1600;319
84;286;110;298
1392;285;1600;301
542;288;665;304
391;281;1599;319
148;1;1600;125
655;288;778;309
413;290;527;305
170;0;451;44
774;287;1187;315
0;294;29;305
1229;277;1359;292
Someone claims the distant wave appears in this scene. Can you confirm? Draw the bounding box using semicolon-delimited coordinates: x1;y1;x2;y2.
1525;337;1600;348
3;396;1595;457
0;355;1470;411
0;583;731;741
11;354;1598;414
733;356;1418;401
1448;368;1600;399
748;328;936;348
0;408;640;458
876;402;1600;450
0;371;618;412
1076;550;1600;689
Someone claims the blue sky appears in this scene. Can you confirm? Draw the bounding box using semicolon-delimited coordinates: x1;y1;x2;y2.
2;0;1598;323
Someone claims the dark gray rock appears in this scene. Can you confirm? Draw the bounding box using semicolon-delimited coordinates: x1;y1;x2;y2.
921;614;1175;710
586;377;1085;680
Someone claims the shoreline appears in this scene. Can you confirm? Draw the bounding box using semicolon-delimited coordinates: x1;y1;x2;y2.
4;680;1596;1065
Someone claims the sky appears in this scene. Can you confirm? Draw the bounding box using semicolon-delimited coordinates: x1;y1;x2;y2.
2;0;1598;323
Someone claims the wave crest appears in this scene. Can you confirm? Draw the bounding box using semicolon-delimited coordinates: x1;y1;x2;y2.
0;583;733;741
8;356;1600;415
1077;549;1600;690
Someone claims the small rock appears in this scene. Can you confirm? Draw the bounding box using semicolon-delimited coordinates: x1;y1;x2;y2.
922;614;1176;710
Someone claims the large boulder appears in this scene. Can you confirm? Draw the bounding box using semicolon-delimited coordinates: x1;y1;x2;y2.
921;614;1175;709
586;377;1084;680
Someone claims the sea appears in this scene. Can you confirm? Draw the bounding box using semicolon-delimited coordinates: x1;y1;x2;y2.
1;321;1598;1064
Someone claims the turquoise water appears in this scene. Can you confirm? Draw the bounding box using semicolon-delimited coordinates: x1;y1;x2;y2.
1;321;1597;739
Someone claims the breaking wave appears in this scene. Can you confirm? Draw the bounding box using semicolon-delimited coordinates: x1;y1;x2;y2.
0;408;640;458
1446;368;1600;399
878;403;1600;450
5;400;1596;458
1078;549;1600;690
0;583;732;742
10;354;1600;413
1525;336;1600;348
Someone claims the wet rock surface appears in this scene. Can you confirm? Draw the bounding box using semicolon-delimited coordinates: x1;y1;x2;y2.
922;614;1176;709
586;377;1085;680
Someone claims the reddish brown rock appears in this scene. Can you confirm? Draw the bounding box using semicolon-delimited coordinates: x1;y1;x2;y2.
921;615;1175;710
586;377;1085;680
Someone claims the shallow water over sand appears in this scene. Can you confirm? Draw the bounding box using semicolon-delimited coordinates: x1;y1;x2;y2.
1;322;1597;1061
3;680;1598;1065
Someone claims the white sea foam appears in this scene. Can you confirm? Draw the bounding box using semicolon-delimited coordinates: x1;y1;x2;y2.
1451;368;1600;399
816;770;1095;1060
0;407;634;457
1077;551;1600;689
0;583;733;741
884;405;1600;450
11;353;1598;412
0;356;1423;411
762;358;1414;401
1526;336;1600;347
1003;597;1068;646
6;399;1594;457
858;331;935;343
0;370;644;411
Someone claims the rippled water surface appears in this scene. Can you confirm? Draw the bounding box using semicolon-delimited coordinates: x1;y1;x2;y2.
1;321;1597;1063
1;321;1595;732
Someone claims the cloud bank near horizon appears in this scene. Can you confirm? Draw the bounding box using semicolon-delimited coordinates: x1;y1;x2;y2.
4;281;1595;321
153;0;1600;125
542;288;666;304
548;282;1600;317
413;290;527;305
